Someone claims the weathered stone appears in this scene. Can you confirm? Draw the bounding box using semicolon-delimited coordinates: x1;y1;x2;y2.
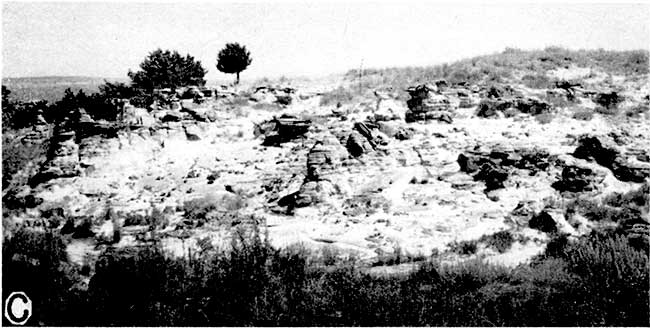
405;84;455;123
346;131;374;157
184;125;201;141
31;129;81;186
474;162;509;191
552;165;604;192
307;141;339;180
162;111;183;123
573;135;650;182
294;180;336;207
394;127;414;140
529;211;557;233
258;115;311;146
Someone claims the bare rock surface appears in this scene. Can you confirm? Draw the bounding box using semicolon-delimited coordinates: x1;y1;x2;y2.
5;73;649;269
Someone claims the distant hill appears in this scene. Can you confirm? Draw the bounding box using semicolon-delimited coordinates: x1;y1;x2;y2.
2;76;128;103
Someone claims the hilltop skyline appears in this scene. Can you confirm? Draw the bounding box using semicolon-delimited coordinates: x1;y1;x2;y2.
3;2;649;80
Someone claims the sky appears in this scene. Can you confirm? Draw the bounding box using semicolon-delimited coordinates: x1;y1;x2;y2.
2;2;649;81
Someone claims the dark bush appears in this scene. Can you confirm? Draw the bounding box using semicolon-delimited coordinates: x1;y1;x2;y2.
3;214;648;326
128;49;206;91
480;230;515;253
2;228;85;326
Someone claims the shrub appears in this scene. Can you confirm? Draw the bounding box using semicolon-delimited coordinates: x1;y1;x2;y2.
572;109;594;121
448;239;478;255
594;92;622;110
480;230;515;253
624;104;649;118
2;132;50;190
2;228;85;326
535;112;554;124
319;86;356;107
521;74;551;89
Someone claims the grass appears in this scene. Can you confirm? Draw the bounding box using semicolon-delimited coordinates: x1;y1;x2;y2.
319;86;358;107
345;47;648;95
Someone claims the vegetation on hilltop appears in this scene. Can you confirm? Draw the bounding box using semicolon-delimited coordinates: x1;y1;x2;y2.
217;43;253;85
128;49;207;91
345;47;649;94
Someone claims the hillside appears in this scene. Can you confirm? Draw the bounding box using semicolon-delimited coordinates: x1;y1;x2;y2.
2;47;649;326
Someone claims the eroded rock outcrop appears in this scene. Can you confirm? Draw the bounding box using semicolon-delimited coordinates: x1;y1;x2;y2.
573;135;650;183
30;128;81;186
457;146;554;192
280;137;346;209
405;84;454;123
476;97;552;118
551;164;605;193
255;115;312;146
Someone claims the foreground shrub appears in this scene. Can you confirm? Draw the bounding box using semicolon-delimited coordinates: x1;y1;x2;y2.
2;228;85;326
2;222;648;326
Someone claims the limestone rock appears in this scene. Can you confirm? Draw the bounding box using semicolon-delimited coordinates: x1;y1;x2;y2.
31;130;81;186
183;125;201;141
294;180;337;207
405;85;455;123
529;211;557;233
307;140;341;180
346;131;374;157
573;135;650;182
552;164;605;193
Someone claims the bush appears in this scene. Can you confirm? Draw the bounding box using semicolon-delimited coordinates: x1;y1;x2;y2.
2;132;50;190
128;49;206;91
319;86;356;107
2;228;85;326
448;239;478;255
521;74;551;89
3;214;648;326
594;92;623;110
573;109;594;121
480;230;515;253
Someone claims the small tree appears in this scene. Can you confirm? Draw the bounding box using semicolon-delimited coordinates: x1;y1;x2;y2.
128;49;206;91
216;43;252;85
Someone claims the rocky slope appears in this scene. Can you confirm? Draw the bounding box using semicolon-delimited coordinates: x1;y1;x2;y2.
4;62;649;269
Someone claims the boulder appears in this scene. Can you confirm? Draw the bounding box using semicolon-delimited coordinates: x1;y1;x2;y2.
294;180;337;207
474;162;509;191
405;84;455;123
183;125;201;141
306;140;341;180
250;90;277;103
346;131;374;157
275;94;292;106
394;127;414;140
573;135;650;182
529;211;557;233
476;97;551;118
258;115;312;146
162;111;183;123
552;165;604;192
